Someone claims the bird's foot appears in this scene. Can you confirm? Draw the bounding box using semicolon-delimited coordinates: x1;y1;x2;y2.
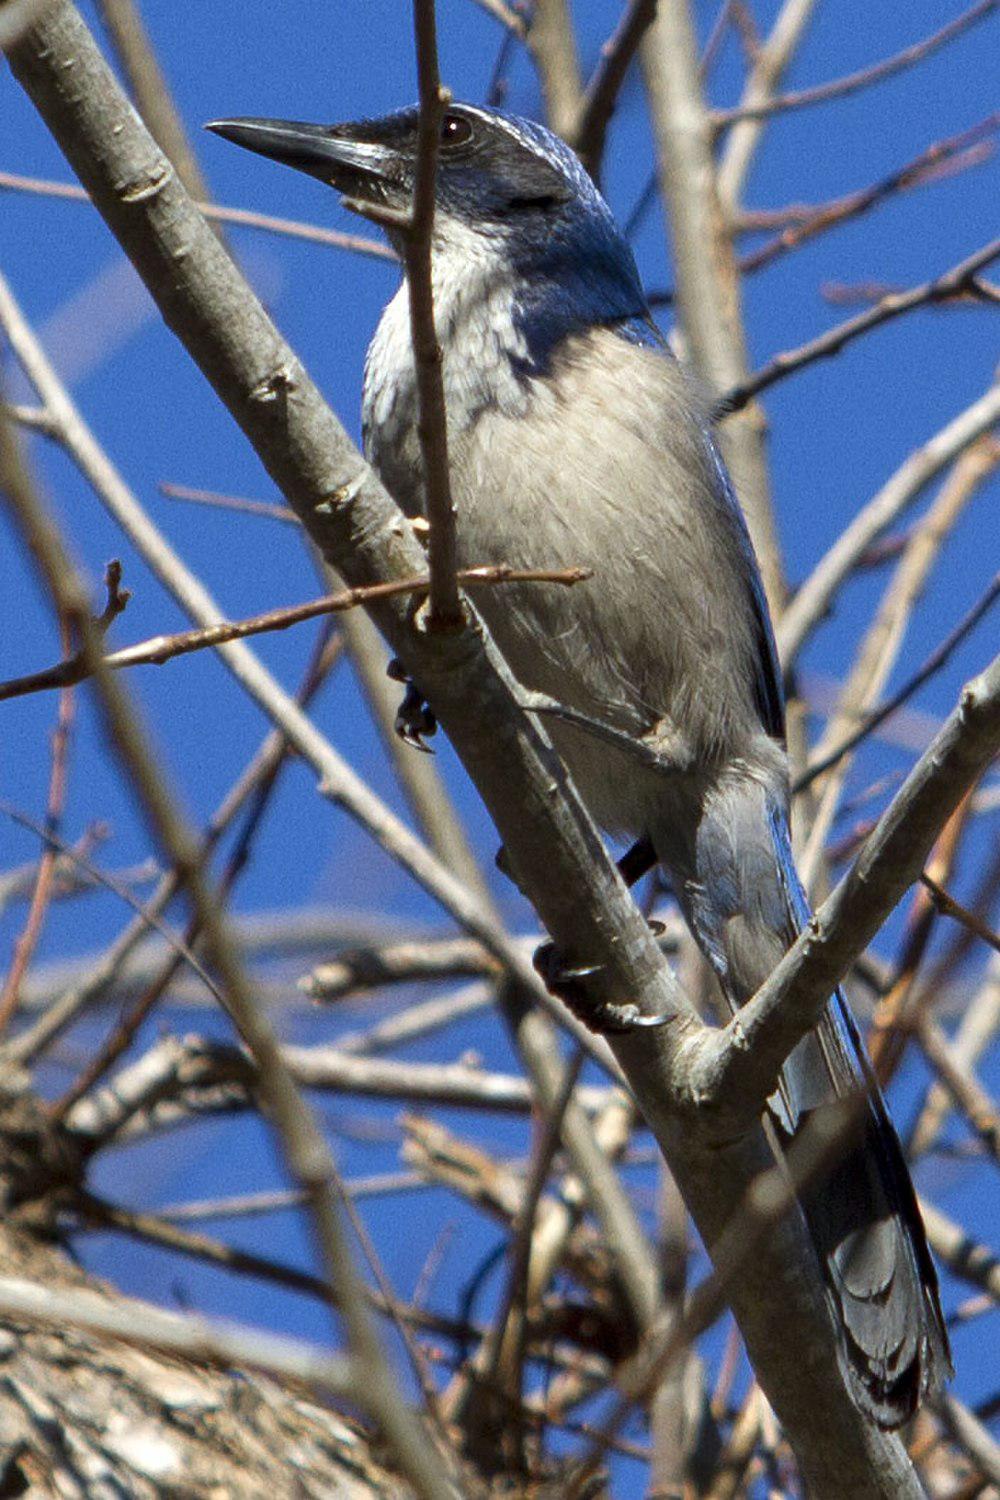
533;935;670;1034
387;658;437;752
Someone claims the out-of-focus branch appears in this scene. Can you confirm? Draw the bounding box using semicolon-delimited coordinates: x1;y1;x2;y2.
640;0;784;612
307;936;501;999
778;380;1000;666
917;1017;1000;1164
920;1198;1000;1305
919;873;1000;956
798;439;996;889
572;0;658;178
796;565;1000;793
0;406;458;1500
718;238;1000;420
62;1034;617;1145
0;1270;356;1398
0;613;75;1034
714;0;817;212
96;0;210;203
911;955;1000;1156
468;0;526;38
526;0;583;142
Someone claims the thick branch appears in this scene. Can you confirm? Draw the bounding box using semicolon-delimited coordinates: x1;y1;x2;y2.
693;654;1000;1118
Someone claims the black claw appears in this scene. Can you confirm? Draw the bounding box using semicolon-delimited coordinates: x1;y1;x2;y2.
533;939;670;1034
533;940;603;992
388;659;438;752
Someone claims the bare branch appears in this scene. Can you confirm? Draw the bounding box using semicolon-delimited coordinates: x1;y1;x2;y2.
159;479;302;523
779;380;1000;666
0;167;394;258
0;566;589;702
404;0;462;626
920;1198;1000;1304
640;0;784;610
694;654;1000;1121
572;0;658;177
714;0;818;212
306;936;500;1000
911;956;1000;1156
713;1;999;130
917;1017;1000;1164
526;0;583;142
796;564;1000;792
467;0;526;38
797;441;996;889
717;237;1000;419
0;1272;358;1398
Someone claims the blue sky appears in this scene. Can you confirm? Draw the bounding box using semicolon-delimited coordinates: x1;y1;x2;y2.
2;2;998;1491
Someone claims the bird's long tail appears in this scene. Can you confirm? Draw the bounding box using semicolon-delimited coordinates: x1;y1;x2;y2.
669;776;951;1428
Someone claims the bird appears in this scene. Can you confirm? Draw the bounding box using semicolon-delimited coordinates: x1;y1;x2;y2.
207;101;950;1426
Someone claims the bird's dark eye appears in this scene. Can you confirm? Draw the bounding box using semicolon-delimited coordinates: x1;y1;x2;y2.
440;113;473;149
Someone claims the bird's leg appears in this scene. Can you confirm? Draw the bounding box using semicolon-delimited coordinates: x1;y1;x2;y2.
387;657;437;752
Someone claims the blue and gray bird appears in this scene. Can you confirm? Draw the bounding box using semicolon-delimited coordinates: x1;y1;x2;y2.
208;102;950;1425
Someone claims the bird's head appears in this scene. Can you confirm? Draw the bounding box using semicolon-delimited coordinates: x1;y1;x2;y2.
207;101;645;295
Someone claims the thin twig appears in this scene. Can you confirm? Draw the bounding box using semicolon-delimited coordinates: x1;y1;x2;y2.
920;874;1000;956
404;0;461;627
0;800;223;1004
156;1176;426;1224
917;1018;1000;1164
0;566;589;702
714;0;818;212
716;237;1000;417
778;381;1000;666
160;480;301;525
712;1;998;128
0;168;395;259
796;568;1000;792
0;612;76;1034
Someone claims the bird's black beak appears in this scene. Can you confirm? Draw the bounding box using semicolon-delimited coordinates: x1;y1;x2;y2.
205;117;396;197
